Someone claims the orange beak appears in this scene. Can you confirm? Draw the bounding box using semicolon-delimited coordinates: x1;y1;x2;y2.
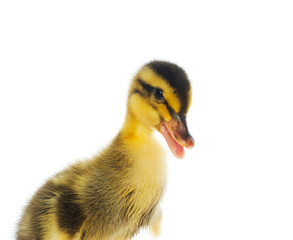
159;114;194;159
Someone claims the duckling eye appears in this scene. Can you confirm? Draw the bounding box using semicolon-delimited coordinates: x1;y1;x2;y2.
154;88;164;101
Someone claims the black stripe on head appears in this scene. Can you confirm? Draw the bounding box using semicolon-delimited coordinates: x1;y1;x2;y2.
131;88;144;97
163;100;176;118
147;61;191;115
136;78;175;122
137;79;155;96
132;81;161;118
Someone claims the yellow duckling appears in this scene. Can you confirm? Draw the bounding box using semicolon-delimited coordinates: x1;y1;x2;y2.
17;60;194;240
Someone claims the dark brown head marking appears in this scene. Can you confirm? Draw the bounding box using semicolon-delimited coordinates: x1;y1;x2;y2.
146;61;191;115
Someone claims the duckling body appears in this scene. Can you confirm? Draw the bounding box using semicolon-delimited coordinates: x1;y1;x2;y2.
17;61;194;240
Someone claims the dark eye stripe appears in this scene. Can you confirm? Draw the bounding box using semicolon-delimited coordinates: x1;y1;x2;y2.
131;88;144;97
137;78;176;119
163;100;176;118
146;61;191;115
137;79;154;96
131;88;158;112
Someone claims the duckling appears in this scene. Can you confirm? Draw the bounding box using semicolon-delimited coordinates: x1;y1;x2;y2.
17;60;194;240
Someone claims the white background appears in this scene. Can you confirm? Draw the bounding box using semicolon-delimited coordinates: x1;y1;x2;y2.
0;1;292;239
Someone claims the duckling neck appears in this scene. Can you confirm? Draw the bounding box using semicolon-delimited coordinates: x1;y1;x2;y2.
118;111;166;184
119;111;154;141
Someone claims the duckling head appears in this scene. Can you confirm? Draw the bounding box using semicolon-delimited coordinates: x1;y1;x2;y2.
126;60;194;159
